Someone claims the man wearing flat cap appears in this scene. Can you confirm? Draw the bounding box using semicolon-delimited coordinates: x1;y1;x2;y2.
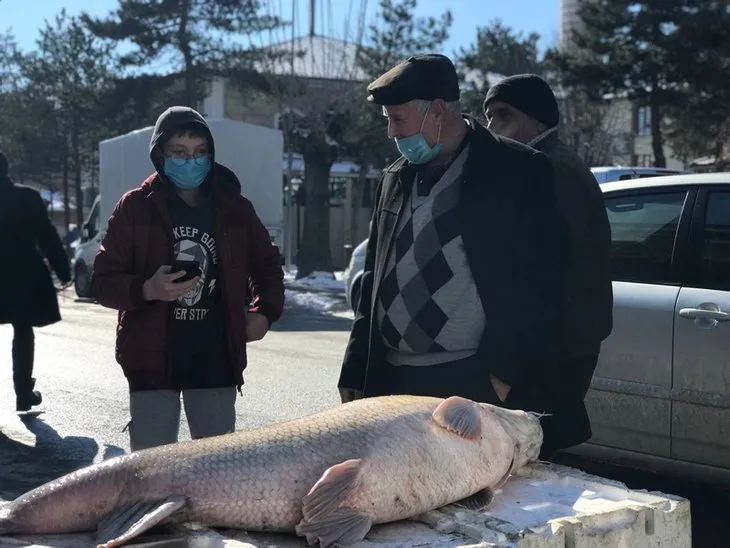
337;54;573;456
485;73;613;456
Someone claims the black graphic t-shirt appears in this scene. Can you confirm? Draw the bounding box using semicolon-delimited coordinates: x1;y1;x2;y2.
167;193;233;389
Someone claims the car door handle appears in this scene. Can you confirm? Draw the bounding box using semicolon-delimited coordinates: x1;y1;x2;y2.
679;308;730;321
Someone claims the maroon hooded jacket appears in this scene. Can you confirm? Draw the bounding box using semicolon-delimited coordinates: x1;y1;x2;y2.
90;107;284;391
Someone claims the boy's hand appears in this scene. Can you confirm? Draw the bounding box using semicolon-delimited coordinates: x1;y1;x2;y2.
246;312;269;342
143;265;199;302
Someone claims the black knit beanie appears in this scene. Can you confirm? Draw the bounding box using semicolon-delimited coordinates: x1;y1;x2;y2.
484;74;559;128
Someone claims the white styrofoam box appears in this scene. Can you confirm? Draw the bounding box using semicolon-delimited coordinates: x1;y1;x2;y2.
1;462;691;548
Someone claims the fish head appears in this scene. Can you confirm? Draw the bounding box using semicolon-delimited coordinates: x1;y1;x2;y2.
477;403;544;471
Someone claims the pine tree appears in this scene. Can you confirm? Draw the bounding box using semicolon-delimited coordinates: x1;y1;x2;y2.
81;0;284;107
549;0;689;167
456;19;541;118
665;0;730;168
21;11;117;232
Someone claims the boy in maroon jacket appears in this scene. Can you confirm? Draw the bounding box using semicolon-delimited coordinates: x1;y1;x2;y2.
91;106;285;451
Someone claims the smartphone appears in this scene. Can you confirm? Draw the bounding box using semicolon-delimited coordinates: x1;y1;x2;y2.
171;260;201;283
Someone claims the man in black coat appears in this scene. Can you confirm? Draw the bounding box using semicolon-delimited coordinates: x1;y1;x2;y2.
337;54;573;455
0;151;72;412
484;74;614;456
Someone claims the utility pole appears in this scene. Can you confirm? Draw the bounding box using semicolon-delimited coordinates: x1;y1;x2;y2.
283;0;297;272
284;0;318;273
310;0;315;37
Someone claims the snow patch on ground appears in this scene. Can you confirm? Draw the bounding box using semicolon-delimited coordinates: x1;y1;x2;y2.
284;289;347;314
283;266;346;293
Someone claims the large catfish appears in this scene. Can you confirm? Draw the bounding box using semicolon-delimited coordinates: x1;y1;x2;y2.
0;395;543;547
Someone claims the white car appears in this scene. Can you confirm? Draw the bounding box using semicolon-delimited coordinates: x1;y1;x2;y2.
73;196;102;299
568;171;730;483
590;166;688;184
344;238;368;311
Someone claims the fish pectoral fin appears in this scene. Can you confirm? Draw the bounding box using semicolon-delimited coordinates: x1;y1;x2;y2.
95;495;187;548
296;459;372;547
431;396;482;440
302;458;362;521
454;488;495;511
296;508;372;548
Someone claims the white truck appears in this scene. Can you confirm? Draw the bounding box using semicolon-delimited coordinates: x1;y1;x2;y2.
73;118;284;298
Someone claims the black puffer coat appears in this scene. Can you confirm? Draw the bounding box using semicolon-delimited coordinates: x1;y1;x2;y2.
0;176;71;327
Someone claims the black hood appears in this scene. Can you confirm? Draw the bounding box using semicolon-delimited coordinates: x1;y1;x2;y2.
149;106;215;173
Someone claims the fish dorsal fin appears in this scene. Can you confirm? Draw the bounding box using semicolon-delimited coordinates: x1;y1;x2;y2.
432;396;482;440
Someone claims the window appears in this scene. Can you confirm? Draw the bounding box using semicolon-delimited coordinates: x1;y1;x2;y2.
84;202;100;241
637;106;651;137
605;191;687;284
637;171;680;178
637;154;654;167
699;191;730;290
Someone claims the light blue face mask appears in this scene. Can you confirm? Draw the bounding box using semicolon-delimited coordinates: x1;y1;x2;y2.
163;155;211;190
394;103;442;165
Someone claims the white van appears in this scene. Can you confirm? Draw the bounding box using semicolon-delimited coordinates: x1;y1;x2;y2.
73;195;101;298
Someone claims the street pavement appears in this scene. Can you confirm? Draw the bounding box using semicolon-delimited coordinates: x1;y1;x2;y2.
1;290;727;546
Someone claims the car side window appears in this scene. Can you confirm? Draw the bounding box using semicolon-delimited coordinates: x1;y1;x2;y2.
605;191;688;284
699;191;730;291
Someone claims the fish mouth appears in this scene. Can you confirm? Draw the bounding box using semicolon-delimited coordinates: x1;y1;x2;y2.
481;404;544;468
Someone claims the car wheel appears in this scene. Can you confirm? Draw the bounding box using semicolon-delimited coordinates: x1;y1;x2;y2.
74;263;92;299
350;277;362;312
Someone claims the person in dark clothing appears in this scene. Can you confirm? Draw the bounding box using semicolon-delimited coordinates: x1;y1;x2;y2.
484;73;614;456
337;54;573;454
0;151;72;412
90;106;285;451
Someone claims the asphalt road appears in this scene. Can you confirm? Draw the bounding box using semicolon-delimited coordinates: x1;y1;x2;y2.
1;291;726;546
0;289;354;502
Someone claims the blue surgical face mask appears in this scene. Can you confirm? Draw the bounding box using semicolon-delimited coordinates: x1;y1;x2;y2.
394;103;442;165
163;155;211;189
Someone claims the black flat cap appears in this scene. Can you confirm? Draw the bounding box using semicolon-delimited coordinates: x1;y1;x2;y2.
367;54;460;106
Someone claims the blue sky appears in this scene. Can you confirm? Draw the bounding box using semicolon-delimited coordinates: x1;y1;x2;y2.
0;0;559;60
